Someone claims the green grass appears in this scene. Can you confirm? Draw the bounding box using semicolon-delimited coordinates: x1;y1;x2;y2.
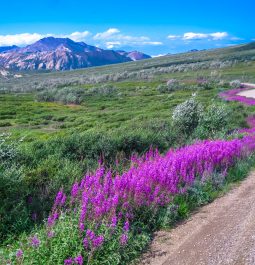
1;63;255;141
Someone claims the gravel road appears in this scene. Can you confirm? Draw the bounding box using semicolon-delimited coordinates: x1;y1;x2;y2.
140;172;255;265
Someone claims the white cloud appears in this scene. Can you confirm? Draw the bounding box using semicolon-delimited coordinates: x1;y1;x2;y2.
151;54;167;58
167;32;229;41
106;41;121;49
167;35;181;40
93;28;162;48
0;29;162;49
0;33;45;46
183;32;228;40
0;31;91;46
209;32;228;40
66;31;91;42
183;32;209;40
94;28;120;40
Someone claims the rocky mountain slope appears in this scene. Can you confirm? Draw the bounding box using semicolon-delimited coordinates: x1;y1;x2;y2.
116;50;151;61
0;37;151;71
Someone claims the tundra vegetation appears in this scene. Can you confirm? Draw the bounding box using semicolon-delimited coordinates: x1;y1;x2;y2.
1;42;255;264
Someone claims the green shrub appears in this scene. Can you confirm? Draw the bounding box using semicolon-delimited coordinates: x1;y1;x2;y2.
36;87;85;104
172;94;203;134
195;103;230;139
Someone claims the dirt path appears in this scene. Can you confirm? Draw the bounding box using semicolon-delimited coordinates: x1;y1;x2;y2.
238;83;255;99
140;172;255;265
241;83;255;89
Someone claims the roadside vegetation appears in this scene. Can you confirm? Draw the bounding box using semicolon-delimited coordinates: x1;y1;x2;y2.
1;42;255;264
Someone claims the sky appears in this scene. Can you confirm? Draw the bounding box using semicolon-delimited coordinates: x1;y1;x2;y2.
0;0;254;55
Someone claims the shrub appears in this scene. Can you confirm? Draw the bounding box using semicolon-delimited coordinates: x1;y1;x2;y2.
166;79;179;91
157;79;180;93
0;165;32;240
172;94;203;134
88;85;117;96
0;133;18;162
196;103;230;138
36;87;85;104
230;80;241;88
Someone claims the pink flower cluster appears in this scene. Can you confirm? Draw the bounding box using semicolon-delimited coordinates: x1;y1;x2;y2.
219;88;255;106
48;135;255;263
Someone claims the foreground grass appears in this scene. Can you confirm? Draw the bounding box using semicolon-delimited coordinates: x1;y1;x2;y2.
1;151;254;265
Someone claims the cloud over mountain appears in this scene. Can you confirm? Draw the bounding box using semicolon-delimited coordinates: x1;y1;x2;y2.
0;31;91;46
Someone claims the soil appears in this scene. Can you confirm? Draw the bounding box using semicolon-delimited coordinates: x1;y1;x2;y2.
140;172;255;265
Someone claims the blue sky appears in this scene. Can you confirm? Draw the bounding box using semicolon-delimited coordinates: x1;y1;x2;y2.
0;0;254;55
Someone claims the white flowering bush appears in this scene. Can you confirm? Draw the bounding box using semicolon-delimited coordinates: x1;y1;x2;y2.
172;94;203;134
230;80;241;88
0;133;18;162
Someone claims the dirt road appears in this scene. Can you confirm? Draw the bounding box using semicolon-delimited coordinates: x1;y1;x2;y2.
241;83;255;89
140;172;255;265
238;83;255;99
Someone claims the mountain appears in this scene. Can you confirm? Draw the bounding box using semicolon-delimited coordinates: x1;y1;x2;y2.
0;45;19;53
0;37;150;71
116;50;151;61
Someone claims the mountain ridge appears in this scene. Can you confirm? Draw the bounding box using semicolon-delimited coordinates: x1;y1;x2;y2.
0;37;151;71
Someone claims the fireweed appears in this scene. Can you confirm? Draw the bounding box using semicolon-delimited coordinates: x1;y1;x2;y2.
9;135;255;264
219;88;255;106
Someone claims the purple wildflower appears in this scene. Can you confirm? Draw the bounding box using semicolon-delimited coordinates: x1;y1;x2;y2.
47;230;55;238
16;249;23;259
74;255;83;265
120;234;128;245
71;182;79;202
83;238;89;249
30;235;40;248
79;222;85;232
92;235;104;249
64;258;73;265
123;220;129;232
86;229;95;240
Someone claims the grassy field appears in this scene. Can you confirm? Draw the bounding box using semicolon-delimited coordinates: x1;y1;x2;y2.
1;42;255;264
1;61;255;141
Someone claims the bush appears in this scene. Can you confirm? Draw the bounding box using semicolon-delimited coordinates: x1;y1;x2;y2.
166;79;179;91
196;103;230;139
89;84;117;96
172;94;203;134
157;79;180;93
230;80;241;88
0;133;19;162
0;165;32;241
36;87;85;104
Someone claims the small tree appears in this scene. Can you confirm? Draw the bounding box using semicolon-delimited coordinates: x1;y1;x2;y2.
172;94;203;134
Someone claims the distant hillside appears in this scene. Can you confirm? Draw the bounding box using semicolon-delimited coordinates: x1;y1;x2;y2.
0;37;150;71
229;42;255;52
